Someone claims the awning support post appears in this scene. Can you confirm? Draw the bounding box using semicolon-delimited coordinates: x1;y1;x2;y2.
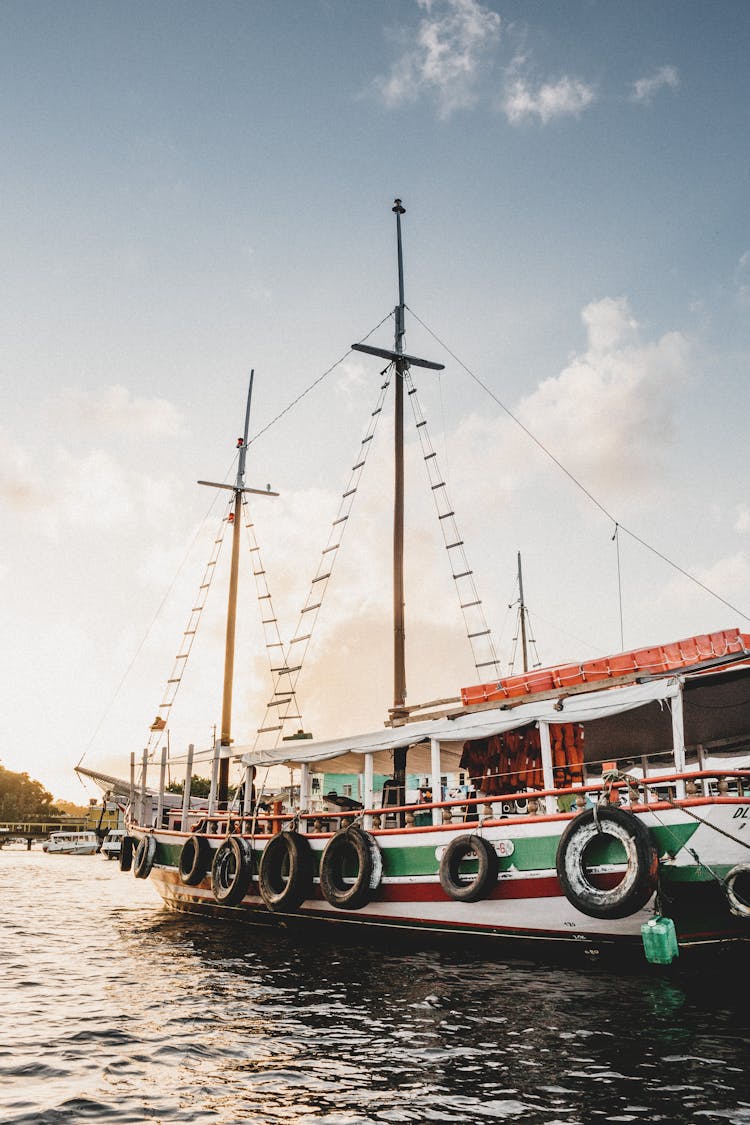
430;738;442;826
671;685;687;799
208;741;221;815
181;744;194;832
156;746;167;829
538;722;557;815
363;753;374;831
300;762;311;815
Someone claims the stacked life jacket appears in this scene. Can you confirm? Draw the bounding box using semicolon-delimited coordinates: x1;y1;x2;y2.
460;723;585;796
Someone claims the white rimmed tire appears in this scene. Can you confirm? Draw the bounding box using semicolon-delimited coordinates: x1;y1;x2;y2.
319;826;382;910
556;806;658;919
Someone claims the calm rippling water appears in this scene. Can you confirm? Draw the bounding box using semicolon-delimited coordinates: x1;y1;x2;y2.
1;849;749;1124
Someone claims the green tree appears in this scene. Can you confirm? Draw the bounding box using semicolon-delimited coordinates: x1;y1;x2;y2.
0;766;60;820
165;774;213;798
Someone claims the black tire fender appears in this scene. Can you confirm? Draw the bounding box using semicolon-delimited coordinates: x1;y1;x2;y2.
556;806;658;919
178;833;212;886
439;834;498;903
319;826;382;910
258;830;314;912
211;835;253;906
133;834;157;880
724;863;750;918
119;835;135;873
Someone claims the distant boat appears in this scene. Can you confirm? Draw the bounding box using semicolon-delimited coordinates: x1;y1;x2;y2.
82;201;750;966
43;831;99;855
100;828;126;860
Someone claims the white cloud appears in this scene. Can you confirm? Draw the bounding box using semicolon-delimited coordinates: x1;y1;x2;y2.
698;552;750;599
502;55;596;124
516;297;690;492
735;250;750;307
53;384;184;439
373;0;502;119
631;65;680;104
736;506;750;534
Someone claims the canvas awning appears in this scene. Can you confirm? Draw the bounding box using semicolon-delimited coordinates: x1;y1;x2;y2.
239;677;682;775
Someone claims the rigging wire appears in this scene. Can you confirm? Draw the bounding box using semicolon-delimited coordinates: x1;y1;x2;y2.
252;366;394;751
405;369;501;678
613;523;625;650
76;465;236;768
406;305;750;626
248;312;395;446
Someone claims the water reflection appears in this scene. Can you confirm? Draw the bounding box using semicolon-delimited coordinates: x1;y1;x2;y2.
1;854;749;1124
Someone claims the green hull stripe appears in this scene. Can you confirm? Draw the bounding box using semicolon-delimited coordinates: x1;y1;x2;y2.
156;820;704;879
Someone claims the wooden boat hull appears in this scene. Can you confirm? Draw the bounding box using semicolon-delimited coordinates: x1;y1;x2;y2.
129;798;750;964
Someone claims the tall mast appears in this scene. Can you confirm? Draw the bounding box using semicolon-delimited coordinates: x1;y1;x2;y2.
517;551;529;674
198;372;278;809
218;372;254;806
350;201;444;724
392;199;407;719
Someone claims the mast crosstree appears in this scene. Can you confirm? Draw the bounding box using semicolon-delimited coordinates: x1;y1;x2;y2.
198;371;278;809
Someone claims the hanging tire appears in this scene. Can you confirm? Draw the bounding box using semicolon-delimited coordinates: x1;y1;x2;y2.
119;835;135;872
258;831;313;912
556;806;658;919
179;834;212;886
724;863;750;918
133;835;157;880
319;826;382;910
211;836;253;906
439;834;498;903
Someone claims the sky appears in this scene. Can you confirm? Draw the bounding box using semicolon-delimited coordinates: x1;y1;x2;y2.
1;0;749;801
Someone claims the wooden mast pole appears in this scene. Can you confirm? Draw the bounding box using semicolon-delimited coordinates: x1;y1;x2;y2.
392;199;407;719
218;371;254;809
350;203;443;727
518;551;529;674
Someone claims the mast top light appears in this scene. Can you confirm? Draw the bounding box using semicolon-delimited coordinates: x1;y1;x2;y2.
392;198;406;214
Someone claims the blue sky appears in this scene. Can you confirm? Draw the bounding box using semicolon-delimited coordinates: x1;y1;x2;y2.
1;0;749;798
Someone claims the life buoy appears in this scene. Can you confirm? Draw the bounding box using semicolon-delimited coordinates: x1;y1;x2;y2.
119;835;134;873
178;833;212;886
724;863;750;918
319;826;382;910
258;830;313;912
556;806;658;919
133;834;157;879
211;836;253;906
439;834;498;903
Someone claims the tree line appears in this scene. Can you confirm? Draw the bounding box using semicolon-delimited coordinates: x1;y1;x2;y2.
0;765;60;820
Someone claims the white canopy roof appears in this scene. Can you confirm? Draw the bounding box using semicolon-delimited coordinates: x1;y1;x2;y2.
240;677;681;776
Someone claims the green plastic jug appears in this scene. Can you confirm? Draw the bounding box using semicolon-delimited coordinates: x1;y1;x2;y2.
641;915;679;964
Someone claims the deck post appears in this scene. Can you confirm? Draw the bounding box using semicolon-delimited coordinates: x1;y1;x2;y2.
430;738;442;826
140;749;149;826
538;722;557;814
156;746;167;829
671;684;687;799
181;744;194;832
363;753;374;831
208;741;220;815
300;762;311;816
243;764;255;817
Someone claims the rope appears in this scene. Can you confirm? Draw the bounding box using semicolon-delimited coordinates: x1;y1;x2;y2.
248;312;394;446
600;769;750;903
405;369;501;679
661;791;750;853
252;368;393;750
406;305;750;626
77;471;234;768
